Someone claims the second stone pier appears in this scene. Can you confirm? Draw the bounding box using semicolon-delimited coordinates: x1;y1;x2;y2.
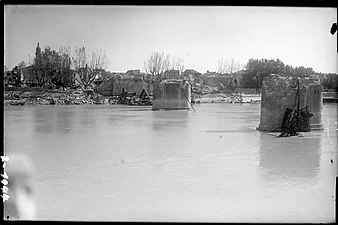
257;74;323;132
152;79;191;110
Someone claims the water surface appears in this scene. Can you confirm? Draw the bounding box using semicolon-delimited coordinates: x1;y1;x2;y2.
4;103;337;222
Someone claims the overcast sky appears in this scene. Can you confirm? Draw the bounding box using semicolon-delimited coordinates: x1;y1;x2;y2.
4;5;338;73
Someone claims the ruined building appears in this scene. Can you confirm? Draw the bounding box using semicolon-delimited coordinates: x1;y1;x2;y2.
95;77;150;96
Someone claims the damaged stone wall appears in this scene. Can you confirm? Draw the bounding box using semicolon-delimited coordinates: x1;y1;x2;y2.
95;77;150;96
152;80;191;110
95;77;116;96
257;74;322;131
112;78;148;96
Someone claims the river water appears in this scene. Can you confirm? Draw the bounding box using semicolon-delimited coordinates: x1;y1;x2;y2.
4;103;337;222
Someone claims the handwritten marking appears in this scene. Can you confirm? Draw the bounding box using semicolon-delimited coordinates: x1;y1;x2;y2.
1;156;10;202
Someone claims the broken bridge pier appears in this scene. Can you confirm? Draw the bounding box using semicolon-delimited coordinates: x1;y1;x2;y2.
257;74;323;132
152;79;192;110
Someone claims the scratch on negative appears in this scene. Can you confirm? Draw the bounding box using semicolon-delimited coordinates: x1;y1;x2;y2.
327;116;333;144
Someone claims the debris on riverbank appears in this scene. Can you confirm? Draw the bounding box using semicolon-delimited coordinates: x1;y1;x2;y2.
191;93;261;104
3;86;261;106
190;84;261;104
4;89;122;106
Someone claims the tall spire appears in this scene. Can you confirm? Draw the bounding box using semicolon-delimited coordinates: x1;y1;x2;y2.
35;43;41;64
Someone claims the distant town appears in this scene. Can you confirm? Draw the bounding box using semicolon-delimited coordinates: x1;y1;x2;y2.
4;43;338;106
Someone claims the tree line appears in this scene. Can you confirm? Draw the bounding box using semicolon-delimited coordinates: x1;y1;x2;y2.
241;58;337;90
144;53;336;90
5;48;337;90
5;44;109;90
241;58;317;88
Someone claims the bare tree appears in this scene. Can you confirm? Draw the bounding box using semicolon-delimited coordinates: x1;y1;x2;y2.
162;54;171;73
218;58;241;75
73;47;108;89
144;52;185;79
89;49;108;71
171;57;185;74
144;52;165;78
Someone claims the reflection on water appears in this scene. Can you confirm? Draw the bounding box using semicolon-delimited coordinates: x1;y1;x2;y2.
151;110;190;131
150;110;191;161
33;106;75;134
33;106;97;135
33;107;55;134
259;133;321;178
55;109;75;132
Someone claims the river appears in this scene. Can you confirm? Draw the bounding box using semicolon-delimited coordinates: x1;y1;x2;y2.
4;103;337;222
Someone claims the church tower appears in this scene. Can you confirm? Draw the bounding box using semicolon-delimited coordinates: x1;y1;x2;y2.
35;43;42;65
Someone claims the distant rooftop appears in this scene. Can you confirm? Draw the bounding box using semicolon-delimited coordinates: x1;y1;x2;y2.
183;69;201;75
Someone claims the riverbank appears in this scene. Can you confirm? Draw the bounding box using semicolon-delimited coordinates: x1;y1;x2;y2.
3;88;114;106
3;87;261;106
192;93;261;104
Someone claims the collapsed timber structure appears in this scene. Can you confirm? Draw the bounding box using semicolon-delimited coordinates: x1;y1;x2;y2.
257;74;323;136
120;88;151;105
152;79;192;110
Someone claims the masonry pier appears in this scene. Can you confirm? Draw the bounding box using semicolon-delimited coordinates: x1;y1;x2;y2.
152;80;191;110
257;74;323;132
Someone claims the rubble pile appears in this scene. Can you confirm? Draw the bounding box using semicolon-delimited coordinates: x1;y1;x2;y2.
4;89;107;106
4;89;152;106
191;84;220;95
191;83;260;104
191;93;245;104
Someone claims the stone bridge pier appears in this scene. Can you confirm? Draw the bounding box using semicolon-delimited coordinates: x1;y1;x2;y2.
257;74;323;132
152;79;191;110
